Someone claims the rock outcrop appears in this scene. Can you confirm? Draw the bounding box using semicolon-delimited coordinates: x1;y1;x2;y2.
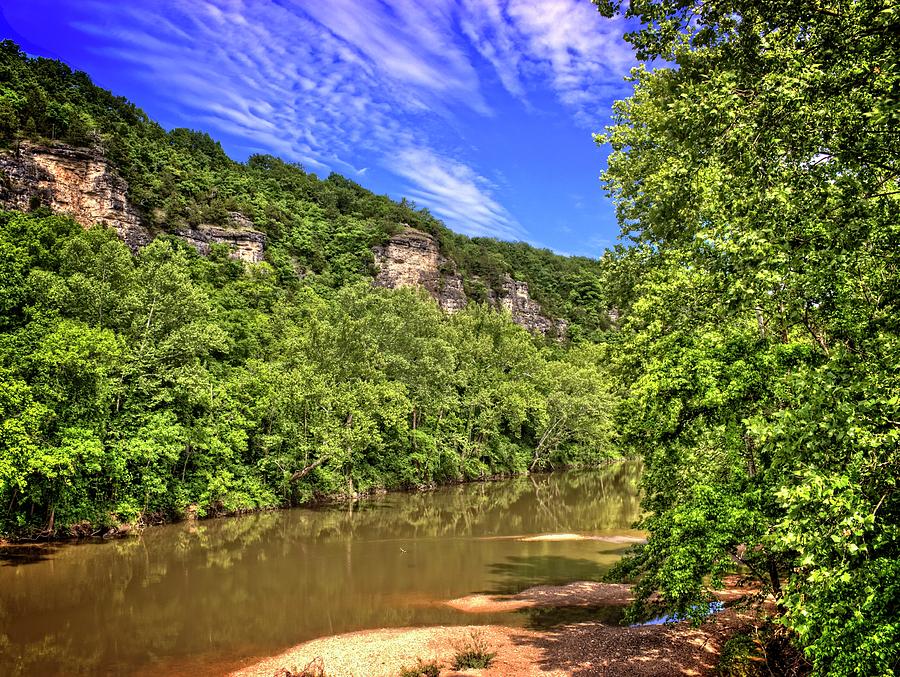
373;227;468;313
488;276;568;336
0;143;265;262
0;145;561;331
173;212;266;264
374;226;564;335
0;142;151;250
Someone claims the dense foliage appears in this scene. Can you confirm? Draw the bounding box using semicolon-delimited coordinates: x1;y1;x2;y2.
0;40;610;337
596;0;899;674
0;209;614;537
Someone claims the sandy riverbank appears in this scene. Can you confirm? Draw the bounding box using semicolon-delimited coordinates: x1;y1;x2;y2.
231;580;761;677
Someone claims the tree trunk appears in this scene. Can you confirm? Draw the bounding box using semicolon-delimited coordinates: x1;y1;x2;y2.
768;557;784;611
290;455;329;483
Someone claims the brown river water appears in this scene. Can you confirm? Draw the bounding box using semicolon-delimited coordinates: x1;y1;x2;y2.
0;462;642;676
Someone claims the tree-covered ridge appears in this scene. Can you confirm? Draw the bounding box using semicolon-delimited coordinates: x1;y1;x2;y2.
596;0;899;674
0;209;614;538
0;40;610;337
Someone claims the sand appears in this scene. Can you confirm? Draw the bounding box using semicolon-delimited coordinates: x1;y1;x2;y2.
516;533;646;544
445;581;634;614
231;580;761;677
232;616;753;677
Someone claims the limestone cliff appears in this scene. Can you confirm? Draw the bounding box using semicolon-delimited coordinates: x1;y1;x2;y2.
373;227;468;313
0;142;265;262
374;227;565;336
173;212;266;264
488;276;568;336
0;145;562;333
0;142;151;250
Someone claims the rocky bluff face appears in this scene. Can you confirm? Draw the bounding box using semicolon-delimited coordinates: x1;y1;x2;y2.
374;227;566;336
373;227;468;313
171;212;265;263
0;142;152;250
0;144;562;335
487;277;568;337
0;142;264;262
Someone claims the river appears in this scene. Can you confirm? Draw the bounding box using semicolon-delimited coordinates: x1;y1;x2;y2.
0;462;641;676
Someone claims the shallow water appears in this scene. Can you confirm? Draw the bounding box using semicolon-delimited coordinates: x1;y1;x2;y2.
0;462;641;676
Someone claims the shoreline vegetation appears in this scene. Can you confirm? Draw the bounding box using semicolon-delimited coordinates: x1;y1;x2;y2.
0;203;618;542
0;460;631;545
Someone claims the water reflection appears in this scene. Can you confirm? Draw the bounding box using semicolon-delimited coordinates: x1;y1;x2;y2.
523;604;626;629
0;461;641;676
486;555;614;594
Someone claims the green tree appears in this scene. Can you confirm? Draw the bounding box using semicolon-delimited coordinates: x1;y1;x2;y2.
596;0;900;673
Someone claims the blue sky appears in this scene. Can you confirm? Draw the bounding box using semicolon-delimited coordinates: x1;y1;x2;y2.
1;1;638;256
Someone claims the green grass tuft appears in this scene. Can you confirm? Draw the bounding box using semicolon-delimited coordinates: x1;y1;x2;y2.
398;658;441;677
451;630;496;670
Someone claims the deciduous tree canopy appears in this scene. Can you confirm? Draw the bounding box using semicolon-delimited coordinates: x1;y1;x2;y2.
0;40;612;338
0;210;615;538
596;0;900;674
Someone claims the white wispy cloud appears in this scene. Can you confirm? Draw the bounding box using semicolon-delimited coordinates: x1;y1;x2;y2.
62;0;633;240
296;0;491;115
460;0;634;124
389;147;524;240
74;0;430;169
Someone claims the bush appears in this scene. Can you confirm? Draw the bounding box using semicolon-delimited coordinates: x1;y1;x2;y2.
717;633;759;677
451;630;496;670
273;657;329;677
398;658;441;677
717;627;809;677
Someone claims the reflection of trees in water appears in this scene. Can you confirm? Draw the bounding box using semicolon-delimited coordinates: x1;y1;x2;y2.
0;632;102;677
526;462;642;533
485;555;611;594
274;459;642;542
0;463;642;674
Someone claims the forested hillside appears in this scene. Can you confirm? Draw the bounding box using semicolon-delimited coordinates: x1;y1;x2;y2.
0;41;610;338
0;41;616;539
0;209;614;537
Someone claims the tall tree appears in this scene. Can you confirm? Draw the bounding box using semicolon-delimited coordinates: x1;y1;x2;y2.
596;0;900;673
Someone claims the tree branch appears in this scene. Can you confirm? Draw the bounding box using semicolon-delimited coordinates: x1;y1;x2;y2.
290;455;329;483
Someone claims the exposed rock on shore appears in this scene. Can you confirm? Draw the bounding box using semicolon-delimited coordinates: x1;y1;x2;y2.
445;581;635;614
